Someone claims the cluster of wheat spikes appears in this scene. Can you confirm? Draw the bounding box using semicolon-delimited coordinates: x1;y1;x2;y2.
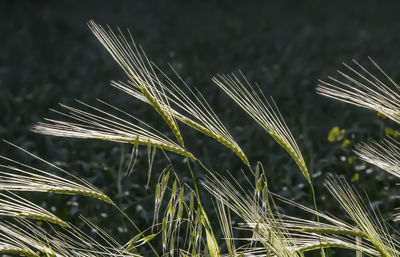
1;20;400;257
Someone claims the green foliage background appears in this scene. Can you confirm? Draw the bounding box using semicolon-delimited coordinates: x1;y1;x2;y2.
1;0;400;249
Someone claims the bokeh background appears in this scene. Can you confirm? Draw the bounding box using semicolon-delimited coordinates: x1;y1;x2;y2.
2;0;400;254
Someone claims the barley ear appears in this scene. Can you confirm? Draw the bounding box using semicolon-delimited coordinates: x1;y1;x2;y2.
112;80;249;166
178;116;249;166
354;138;400;179
0;141;114;205
326;175;398;257
317;58;400;125
0;246;39;257
214;73;310;183
32;101;195;159
140;85;184;146
0;192;69;228
88;21;184;147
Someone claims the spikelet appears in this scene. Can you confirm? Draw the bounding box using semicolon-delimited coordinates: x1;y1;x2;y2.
0;141;114;205
112;80;249;166
214;73;310;183
317;58;400;125
0;192;69;228
32;100;194;160
88;20;184;147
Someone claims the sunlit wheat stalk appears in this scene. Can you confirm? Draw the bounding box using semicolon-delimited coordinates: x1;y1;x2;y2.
7;217;145;257
0;245;39;257
203;174;299;257
353;138;400;222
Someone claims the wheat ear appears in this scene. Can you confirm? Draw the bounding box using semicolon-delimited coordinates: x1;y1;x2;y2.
326;175;399;257
88;20;184;146
354;138;400;179
0;192;69;228
214;73;310;183
0;245;39;257
317;58;400;125
353;138;400;222
32;100;194;160
1;141;114;205
111;80;249;166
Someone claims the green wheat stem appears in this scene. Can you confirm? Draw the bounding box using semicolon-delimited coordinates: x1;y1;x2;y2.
310;182;325;257
186;159;210;227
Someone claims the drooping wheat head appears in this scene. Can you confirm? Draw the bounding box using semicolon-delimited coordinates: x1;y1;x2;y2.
214;73;311;184
111;79;249;166
2;141;113;203
326;175;399;257
88;21;184;146
0;191;69;228
32;100;194;160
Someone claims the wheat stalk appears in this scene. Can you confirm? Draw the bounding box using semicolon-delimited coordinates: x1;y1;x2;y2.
353;138;400;222
0;156;113;205
202;174;299;257
1;141;114;205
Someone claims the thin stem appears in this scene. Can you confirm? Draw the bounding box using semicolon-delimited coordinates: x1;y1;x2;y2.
310;182;324;257
195;159;213;176
117;145;127;232
114;205;159;257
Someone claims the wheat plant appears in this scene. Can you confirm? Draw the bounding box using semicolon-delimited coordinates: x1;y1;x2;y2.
1;21;399;257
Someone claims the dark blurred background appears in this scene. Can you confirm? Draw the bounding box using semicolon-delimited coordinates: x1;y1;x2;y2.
1;0;400;254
